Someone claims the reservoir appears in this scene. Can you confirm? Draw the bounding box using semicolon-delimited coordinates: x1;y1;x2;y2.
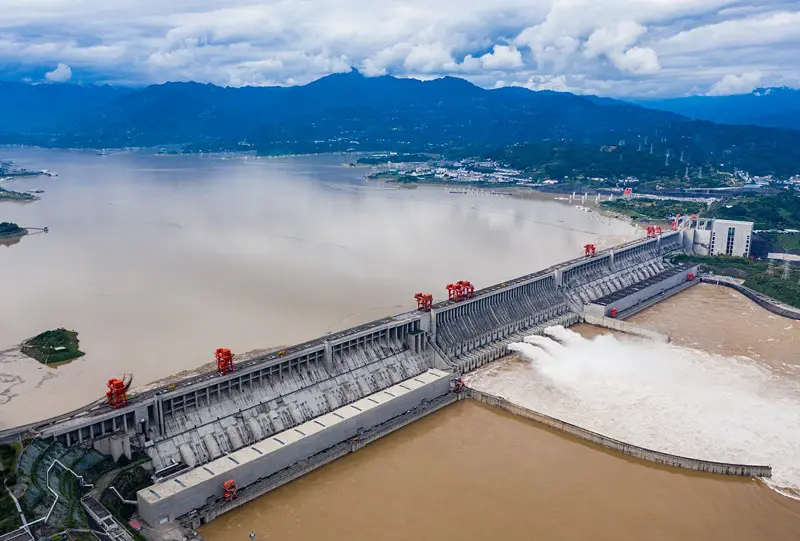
0;148;635;426
3;149;799;539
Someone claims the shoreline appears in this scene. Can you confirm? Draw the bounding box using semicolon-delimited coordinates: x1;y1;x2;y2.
0;230;27;241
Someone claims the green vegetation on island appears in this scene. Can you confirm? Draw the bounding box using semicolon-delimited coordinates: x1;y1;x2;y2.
0;221;25;238
22;328;86;365
0;187;36;202
674;254;800;309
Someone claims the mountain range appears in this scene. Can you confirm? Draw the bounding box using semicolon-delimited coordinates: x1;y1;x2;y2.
1;71;799;178
631;87;800;132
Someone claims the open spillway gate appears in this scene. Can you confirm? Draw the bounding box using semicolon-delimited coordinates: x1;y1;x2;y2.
1;232;690;498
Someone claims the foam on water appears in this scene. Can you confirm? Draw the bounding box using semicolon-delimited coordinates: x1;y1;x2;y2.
465;325;800;497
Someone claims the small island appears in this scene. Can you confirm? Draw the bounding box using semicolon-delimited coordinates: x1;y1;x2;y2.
0;221;26;239
22;328;86;365
0;187;37;202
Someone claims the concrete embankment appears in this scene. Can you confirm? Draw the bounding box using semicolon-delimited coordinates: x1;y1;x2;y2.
701;275;800;320
181;392;459;530
583;315;670;343
467;388;772;478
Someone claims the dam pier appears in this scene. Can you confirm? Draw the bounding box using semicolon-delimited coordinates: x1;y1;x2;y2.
2;229;734;537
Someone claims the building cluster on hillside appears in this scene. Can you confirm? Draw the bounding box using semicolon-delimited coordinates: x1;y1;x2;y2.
369;157;524;183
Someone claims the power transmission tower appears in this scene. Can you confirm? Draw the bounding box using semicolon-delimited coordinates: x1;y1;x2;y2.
781;260;791;280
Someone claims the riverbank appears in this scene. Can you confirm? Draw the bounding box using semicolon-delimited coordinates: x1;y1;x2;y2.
0;229;26;240
673;254;800;309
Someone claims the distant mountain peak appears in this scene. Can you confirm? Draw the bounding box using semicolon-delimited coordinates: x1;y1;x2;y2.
752;86;795;97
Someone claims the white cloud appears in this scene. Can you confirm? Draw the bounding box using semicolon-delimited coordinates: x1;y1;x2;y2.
583;21;646;59
707;72;763;96
612;47;661;75
44;62;71;82
403;43;453;73
480;45;523;70
0;0;796;96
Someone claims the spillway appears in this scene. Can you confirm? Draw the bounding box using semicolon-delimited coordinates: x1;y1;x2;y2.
467;326;800;498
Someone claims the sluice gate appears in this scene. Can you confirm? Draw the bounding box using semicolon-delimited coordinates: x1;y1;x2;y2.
0;231;699;531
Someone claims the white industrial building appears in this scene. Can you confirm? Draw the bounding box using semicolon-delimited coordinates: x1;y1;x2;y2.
137;368;451;527
685;219;754;257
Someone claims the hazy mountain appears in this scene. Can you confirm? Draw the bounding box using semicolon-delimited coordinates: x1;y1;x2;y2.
0;81;129;134
2;72;799;177
631;87;800;131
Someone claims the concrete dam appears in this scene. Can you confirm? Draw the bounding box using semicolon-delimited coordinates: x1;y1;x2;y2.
2;230;700;531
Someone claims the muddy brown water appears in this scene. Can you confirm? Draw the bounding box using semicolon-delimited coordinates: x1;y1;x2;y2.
200;284;800;541
199;400;800;541
0;149;635;427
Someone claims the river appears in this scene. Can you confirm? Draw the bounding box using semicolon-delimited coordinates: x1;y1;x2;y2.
201;284;800;541
0;148;635;426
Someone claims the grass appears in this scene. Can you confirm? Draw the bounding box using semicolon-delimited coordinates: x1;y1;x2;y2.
0;444;22;535
600;198;707;221
0;187;36;202
757;232;800;254
0;221;25;238
22;328;86;365
674;254;800;308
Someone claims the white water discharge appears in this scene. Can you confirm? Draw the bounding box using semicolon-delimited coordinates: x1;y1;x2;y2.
464;326;800;498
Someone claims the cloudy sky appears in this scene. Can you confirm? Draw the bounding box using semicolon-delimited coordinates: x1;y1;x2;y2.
0;0;798;97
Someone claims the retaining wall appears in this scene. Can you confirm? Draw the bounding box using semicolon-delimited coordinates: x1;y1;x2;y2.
583;315;670;343
467;389;772;478
701;276;800;320
184;392;459;529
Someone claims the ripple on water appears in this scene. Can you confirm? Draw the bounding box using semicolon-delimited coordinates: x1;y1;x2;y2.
465;325;800;498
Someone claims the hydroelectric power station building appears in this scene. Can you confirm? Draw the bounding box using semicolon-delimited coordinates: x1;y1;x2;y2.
1;228;711;534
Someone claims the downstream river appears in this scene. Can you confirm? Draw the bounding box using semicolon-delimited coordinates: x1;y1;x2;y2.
0;148;635;426
202;285;800;541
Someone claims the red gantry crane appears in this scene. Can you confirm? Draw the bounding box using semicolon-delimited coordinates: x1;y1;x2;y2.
414;292;433;312
446;281;475;302
216;348;235;376
106;378;129;409
584;244;596;257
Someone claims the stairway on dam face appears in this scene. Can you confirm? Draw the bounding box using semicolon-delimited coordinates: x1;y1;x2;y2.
147;339;436;471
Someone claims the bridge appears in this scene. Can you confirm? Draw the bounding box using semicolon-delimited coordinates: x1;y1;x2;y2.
0;231;687;477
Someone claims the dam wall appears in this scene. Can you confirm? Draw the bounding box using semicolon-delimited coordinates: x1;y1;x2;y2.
467;388;772;478
137;369;452;527
185;391;459;529
0;232;694;480
582;315;670;343
584;263;699;319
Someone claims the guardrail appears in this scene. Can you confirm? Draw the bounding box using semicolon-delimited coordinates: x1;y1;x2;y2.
467;388;772;478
